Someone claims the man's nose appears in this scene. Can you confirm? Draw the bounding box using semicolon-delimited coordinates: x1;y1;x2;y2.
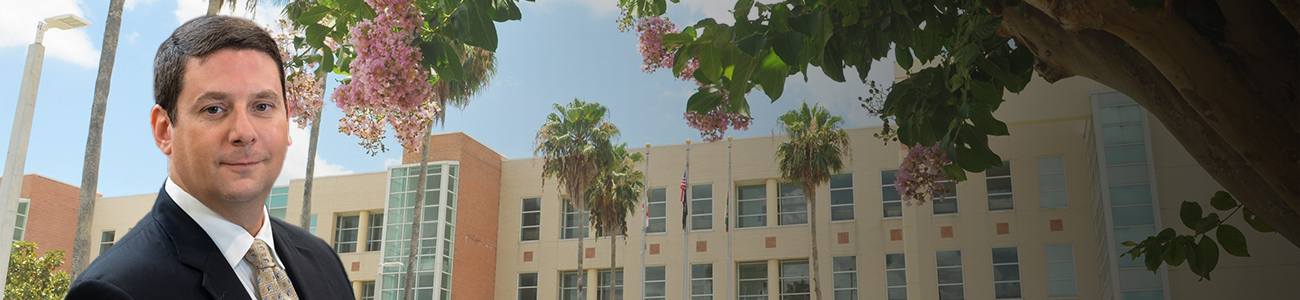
229;107;258;146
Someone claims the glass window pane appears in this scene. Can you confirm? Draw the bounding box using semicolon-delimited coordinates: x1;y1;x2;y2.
988;195;1014;211
739;185;766;200
1049;280;1078;297
887;287;907;300
885;254;906;269
739;201;766;215
692;264;713;278
739;263;767;279
933;199;958;215
833;256;856;271
1118;269;1163;290
779;184;803;197
1099;92;1136;106
936;251;962;267
692;216;712;230
830;190;854;205
833;273;856;288
646;266;665;281
1037;157;1064;173
522;213;540;227
522;198;540;211
986;178;1012;194
1100;105;1141;125
882;186;901;201
1114;226;1157;247
650;203;666;218
781;261;809;278
992;247;1018;263
1122;290;1163;300
1112;205;1156;226
693;200;713;213
886;270;907;286
1040;191;1068;208
986;161;1011;177
1110;185;1153;205
937;268;963;284
1103;124;1145;145
1039;173;1066;191
993;282;1021;299
645;282;665;297
739;216;766;228
521;228;539;241
833;290;856;300
692;184;712;199
938;285;964;300
830;174;853;189
881;170;898;185
992;265;1020;281
1045;244;1073;261
1107;165;1149;185
831;206;854;221
1046;262;1075;279
1105;144;1147;165
883;203;902;218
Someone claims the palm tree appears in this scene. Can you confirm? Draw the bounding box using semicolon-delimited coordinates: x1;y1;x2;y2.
587;143;644;299
775;103;851;300
535;99;620;299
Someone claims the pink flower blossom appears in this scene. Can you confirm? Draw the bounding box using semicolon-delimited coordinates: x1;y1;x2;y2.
635;17;678;73
636;17;751;141
332;0;439;154
895;143;953;206
269;20;323;129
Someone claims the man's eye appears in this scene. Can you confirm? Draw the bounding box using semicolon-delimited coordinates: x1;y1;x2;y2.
254;103;272;111
203;106;224;114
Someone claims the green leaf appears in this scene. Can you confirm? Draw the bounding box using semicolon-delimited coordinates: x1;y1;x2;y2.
685;89;724;113
737;33;766;56
316;47;334;78
1144;242;1164;272
296;5;332;26
966;79;1004;109
896;46;913;71
662;32;695;47
1196;236;1220;280
732;0;753;25
1209;191;1237;211
1180;201;1202;230
305;24;330;49
754;50;789;101
1164;236;1188;266
492;0;522;21
787;9;822;37
1156;228;1177;242
1195;212;1221;235
969;110;1009;136
1122;241;1138;247
770;31;806;67
698;46;723;83
821;40;846;82
1216;224;1250;257
420;39;464;81
942;163;967;181
1242;207;1275;233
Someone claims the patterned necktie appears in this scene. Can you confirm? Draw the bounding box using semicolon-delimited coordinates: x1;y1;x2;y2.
244;239;299;300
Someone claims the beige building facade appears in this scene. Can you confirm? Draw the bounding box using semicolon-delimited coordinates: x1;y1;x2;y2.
88;76;1300;300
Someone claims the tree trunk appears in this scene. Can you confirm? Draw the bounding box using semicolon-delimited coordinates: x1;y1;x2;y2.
1000;0;1300;248
805;184;821;300
206;0;222;15
70;0;124;280
577;201;587;300
609;225;617;300
299;80;324;229
403;127;432;300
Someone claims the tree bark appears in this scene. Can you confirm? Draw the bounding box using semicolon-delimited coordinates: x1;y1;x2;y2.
805;185;821;300
71;0;124;280
207;0;222;15
998;2;1300;247
403;127;432;300
577;200;587;300
609;226;617;300
300;80;324;229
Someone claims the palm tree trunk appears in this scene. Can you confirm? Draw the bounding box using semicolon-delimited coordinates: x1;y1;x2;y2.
805;184;822;300
609;225;617;300
404;127;432;300
297;79;323;227
70;0;125;280
207;0;223;15
577;201;587;300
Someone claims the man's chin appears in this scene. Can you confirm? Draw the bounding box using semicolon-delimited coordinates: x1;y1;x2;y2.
216;179;273;203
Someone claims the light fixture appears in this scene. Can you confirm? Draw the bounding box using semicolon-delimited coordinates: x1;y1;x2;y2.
43;14;91;30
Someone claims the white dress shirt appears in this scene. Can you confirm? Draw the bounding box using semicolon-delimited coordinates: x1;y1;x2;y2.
166;178;294;299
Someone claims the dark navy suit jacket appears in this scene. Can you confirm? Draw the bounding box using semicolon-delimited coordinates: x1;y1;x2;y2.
67;186;353;300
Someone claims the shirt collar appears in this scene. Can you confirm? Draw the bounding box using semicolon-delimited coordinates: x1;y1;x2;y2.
165;178;278;269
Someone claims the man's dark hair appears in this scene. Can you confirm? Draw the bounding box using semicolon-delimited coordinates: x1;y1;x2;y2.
154;15;285;124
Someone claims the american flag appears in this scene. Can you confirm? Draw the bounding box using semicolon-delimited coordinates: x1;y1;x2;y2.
680;170;688;230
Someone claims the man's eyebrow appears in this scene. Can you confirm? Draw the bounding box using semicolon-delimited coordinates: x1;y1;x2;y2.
252;90;280;100
194;91;230;103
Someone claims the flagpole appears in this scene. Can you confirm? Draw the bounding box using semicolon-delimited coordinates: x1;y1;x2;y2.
683;139;691;300
727;136;734;300
641;143;650;300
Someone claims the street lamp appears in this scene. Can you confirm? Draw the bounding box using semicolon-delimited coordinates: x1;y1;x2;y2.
376;261;405;299
0;13;91;297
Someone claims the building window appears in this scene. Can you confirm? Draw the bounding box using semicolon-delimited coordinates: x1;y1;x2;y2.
885;253;906;300
830;174;854;221
645;266;666;300
367;213;384;251
360;281;376;300
777;183;807;225
738;262;768;300
518;273;538;300
307;214;317;235
1037;157;1067;208
987;161;1013;211
559;271;581;300
692;263;713;300
521;197;541;241
780;260;810;299
881;170;903;218
992;247;1021;299
561;201;587;239
647;188;666;233
13;199;29;241
936;250;964;300
334;215;359;253
99;230;115;255
690;184;713;230
1045;244;1077;298
933;181;959;215
598;268;624;300
736;184;766;228
266;186;288;220
833;256;858;300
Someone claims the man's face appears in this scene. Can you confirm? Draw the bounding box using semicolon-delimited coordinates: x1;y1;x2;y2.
152;48;289;204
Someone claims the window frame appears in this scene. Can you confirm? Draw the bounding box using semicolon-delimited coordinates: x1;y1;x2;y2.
559;270;581;300
13;199;29;241
881;170;903;219
367;212;384;251
99;230;116;255
690;184;714;231
986;161;1014;212
266;186;289;220
737;261;768;300
645;266;667;300
361;281;377;300
691;263;714;300
932;181;959;216
597;268;624;300
832;256;858;300
1045;243;1078;298
777;183;807;226
647;187;667;234
736;184;767;228
1037;156;1068;209
334;214;360;253
992;247;1022;300
520;197;541;241
517;272;538;300
779;259;811;299
936;250;964;300
560;201;587;239
829;174;855;221
885;253;907;300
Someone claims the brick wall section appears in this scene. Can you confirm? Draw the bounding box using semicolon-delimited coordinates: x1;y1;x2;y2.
1;174;89;272
403;133;503;300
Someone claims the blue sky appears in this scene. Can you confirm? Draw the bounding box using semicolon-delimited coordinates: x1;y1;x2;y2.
0;0;893;197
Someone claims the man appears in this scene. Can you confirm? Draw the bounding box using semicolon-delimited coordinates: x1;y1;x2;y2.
67;16;353;300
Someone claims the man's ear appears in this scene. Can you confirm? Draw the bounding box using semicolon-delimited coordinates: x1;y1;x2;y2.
151;105;174;155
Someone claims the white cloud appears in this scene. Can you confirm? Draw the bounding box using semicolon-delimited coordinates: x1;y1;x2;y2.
175;0;280;27
125;0;158;11
529;0;620;19
0;0;100;68
383;158;403;167
801;63;895;128
125;31;140;44
276;126;353;186
677;0;782;24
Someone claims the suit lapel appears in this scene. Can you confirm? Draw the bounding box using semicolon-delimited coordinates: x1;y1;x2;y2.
272;221;322;300
153;186;252;300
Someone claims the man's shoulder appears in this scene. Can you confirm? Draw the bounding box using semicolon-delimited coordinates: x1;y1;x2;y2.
71;214;198;296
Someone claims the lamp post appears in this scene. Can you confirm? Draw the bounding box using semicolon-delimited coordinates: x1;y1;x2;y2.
0;13;91;296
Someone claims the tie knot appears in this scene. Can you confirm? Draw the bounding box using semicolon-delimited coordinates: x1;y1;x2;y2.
244;239;277;269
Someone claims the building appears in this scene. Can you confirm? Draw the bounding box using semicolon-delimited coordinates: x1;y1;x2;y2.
0;174;84;272
88;74;1300;300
